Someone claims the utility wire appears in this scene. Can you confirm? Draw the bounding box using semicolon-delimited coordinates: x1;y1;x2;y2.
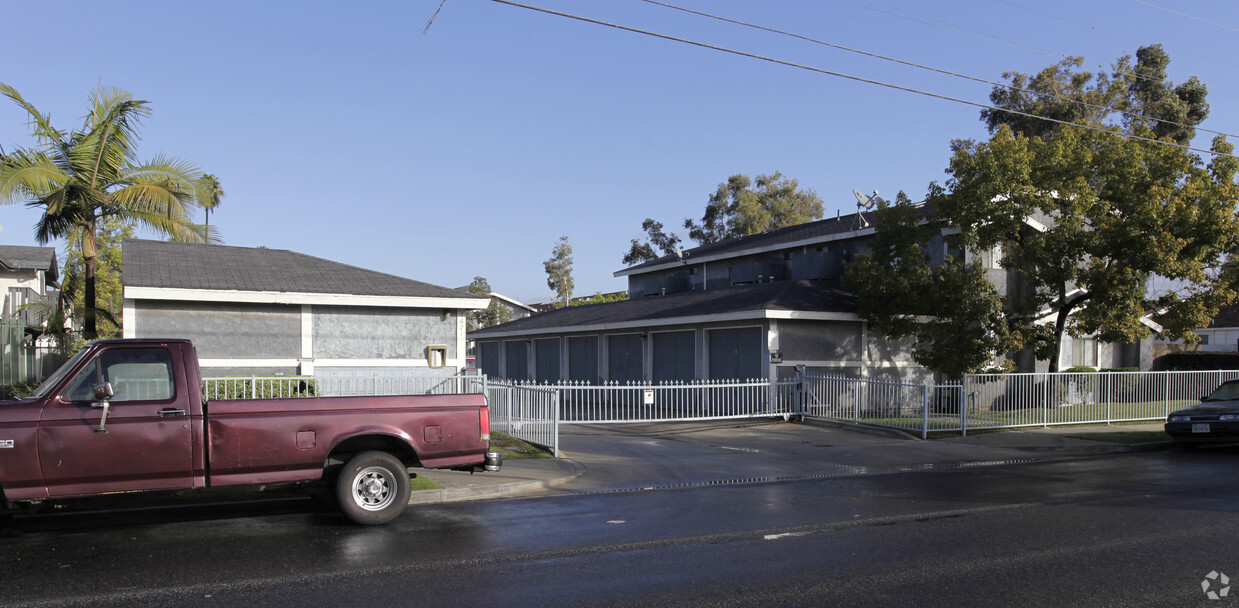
484;1;1235;159
642;0;1238;142
1128;0;1239;33
995;0;1239;97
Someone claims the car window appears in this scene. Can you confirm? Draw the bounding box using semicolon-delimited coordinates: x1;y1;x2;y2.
63;348;175;402
1205;382;1239;402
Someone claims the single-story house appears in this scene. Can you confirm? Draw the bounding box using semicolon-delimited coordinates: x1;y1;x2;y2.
122;239;488;378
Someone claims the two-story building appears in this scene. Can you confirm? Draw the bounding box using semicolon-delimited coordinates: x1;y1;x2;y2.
469;206;1151;383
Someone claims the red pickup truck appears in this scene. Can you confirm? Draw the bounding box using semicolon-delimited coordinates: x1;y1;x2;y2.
0;339;501;525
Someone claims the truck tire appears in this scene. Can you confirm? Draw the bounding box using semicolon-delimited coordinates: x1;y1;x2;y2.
335;451;412;525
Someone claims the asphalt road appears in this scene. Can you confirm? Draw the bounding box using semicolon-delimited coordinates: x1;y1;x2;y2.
2;427;1236;607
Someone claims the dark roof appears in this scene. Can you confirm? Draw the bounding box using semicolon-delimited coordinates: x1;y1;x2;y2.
1209;303;1239;328
619;203;935;275
123;239;476;300
0;245;58;283
469;280;856;337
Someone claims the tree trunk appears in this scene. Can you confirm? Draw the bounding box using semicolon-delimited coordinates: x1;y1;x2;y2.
82;225;98;340
83;255;97;339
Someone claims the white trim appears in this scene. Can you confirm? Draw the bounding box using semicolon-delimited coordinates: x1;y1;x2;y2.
472;309;859;339
300;304;313;358
124;286;489;310
122;298;136;339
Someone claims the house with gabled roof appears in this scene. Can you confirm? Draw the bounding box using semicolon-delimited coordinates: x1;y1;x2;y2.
0;244;59;334
470;206;1151;384
122;239;488;378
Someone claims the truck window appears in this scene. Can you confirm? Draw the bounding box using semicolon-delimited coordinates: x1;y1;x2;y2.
64;348;175;402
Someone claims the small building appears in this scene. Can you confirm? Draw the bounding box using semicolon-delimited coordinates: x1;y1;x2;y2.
122;240;488;378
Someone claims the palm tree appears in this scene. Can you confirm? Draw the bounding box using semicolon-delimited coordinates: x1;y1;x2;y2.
0;83;214;338
198;174;224;227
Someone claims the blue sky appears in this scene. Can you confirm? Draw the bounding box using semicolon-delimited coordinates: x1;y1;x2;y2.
2;0;1237;303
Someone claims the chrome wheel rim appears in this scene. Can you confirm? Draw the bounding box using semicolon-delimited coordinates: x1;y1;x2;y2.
352;466;397;511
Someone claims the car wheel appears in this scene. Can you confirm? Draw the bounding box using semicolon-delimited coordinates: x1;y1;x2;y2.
335;451;412;525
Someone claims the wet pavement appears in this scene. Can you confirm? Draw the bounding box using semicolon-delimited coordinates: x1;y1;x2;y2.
418;420;1172;503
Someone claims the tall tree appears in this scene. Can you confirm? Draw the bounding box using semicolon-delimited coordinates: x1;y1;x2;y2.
198;174;225;227
623;172;823;265
0;83;216;338
848;46;1239;375
623;218;682;265
465;276;513;330
685;172;824;245
544;236;574;308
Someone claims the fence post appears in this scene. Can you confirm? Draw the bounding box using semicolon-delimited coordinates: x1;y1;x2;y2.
922;383;929;440
251;375;257;399
960;376;968;437
552;391;561;457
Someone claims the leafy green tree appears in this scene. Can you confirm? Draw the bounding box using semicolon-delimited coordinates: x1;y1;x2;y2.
849;47;1239;375
685;172;824;245
465;276;513;330
63;217;133;338
0;84;217;338
544;236;574;308
623;218;681;265
981;44;1208;144
571;291;628;306
623;172;823;265
843;195;1013;378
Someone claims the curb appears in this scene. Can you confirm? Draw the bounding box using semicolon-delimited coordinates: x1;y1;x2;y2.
407;459;587;505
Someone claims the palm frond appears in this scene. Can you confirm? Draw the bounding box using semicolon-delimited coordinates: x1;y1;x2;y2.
0;82;67;145
0;150;67;203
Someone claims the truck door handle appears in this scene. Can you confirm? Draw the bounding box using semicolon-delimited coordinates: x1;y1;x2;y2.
158;408;187;417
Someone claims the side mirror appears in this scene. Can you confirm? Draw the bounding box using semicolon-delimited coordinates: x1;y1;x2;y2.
91;383;114;434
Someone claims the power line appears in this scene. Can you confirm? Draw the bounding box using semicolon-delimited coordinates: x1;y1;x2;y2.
841;0;1065;60
1128;0;1239;33
641;0;1239;142
994;0;1239;97
486;0;1237;160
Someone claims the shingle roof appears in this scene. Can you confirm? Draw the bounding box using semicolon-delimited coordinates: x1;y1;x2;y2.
0;245;58;281
122;239;475;300
618;203;936;275
469;280;856;337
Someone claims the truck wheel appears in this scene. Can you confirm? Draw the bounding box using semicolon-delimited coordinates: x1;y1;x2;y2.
336;451;412;525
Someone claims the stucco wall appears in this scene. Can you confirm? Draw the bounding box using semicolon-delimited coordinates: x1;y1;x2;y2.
133;300;300;360
776;320;863;361
313;306;455;360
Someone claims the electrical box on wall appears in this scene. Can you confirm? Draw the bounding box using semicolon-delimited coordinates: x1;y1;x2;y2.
427;345;448;368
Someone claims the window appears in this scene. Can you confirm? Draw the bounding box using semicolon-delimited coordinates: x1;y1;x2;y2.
65;348;174;402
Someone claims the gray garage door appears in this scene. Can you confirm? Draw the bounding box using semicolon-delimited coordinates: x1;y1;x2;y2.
653;331;695;383
708;327;762;380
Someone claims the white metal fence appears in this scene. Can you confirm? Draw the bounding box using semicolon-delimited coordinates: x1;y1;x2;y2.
801;369;1239;438
199;368;1239;453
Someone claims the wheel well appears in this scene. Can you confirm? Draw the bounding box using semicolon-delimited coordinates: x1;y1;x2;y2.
325;435;420;476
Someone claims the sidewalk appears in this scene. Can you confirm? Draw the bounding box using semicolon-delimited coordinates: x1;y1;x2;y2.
412;421;1173;505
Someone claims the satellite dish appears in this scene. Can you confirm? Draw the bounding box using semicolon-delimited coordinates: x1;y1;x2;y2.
851;188;884;228
673;245;688;264
852;188;883;210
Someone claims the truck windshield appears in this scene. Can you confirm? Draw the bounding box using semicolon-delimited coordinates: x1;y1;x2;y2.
28;347;94;399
